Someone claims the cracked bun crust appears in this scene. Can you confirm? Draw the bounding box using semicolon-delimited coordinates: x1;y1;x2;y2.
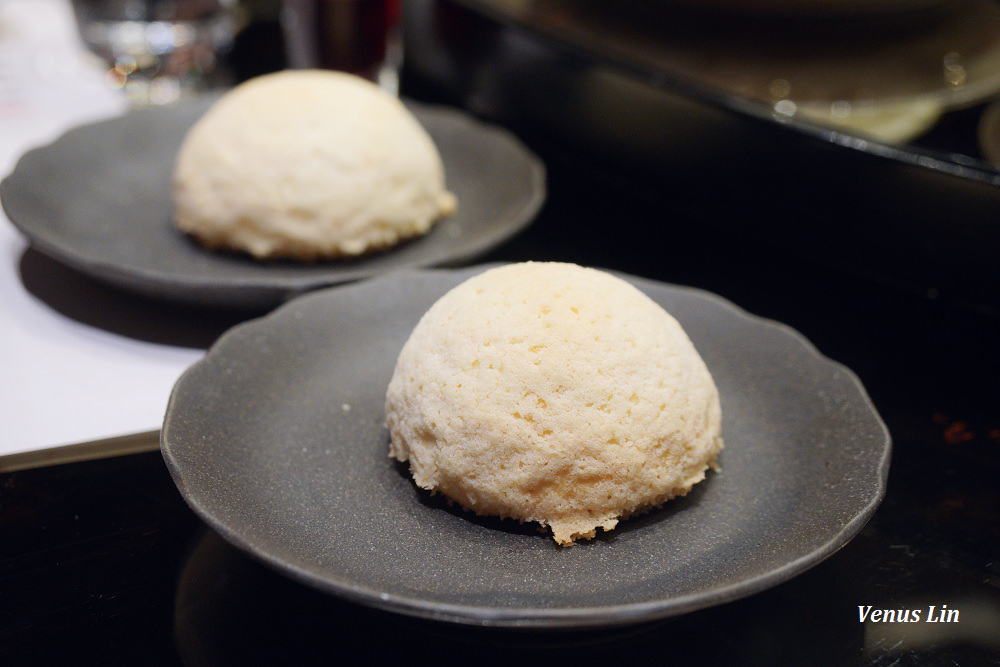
385;262;723;546
172;70;456;260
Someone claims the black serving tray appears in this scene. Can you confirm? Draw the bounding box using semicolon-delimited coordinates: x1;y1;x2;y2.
403;0;1000;315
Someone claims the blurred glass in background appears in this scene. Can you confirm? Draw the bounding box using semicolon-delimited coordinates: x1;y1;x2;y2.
70;0;242;105
281;0;403;95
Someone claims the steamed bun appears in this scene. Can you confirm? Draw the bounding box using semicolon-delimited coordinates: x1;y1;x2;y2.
385;262;723;546
172;70;456;260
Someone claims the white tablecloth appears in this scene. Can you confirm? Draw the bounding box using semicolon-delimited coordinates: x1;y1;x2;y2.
0;0;204;456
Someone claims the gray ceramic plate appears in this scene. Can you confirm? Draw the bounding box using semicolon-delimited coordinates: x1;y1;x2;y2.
1;99;545;309
161;265;890;628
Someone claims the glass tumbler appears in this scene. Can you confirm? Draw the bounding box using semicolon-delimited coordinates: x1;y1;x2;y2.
281;0;403;95
71;0;241;105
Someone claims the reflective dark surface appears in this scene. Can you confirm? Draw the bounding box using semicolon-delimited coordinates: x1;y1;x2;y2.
403;0;1000;316
2;1;999;663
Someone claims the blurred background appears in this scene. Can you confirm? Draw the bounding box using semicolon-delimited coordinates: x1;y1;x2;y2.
95;0;1000;314
5;0;999;322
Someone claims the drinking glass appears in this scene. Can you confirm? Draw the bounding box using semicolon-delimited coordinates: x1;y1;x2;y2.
71;0;241;105
281;0;403;95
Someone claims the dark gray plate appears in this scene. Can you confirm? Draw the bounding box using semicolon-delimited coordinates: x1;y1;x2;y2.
1;99;545;309
160;265;890;628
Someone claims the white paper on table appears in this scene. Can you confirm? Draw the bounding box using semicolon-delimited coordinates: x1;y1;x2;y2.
0;0;205;458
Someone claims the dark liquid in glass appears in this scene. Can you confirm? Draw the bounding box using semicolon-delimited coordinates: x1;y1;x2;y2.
311;0;401;77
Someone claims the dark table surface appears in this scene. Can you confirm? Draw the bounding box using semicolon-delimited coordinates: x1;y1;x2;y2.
3;2;1000;664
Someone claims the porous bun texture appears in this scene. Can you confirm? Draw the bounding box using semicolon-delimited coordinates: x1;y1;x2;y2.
385;262;723;546
172;70;456;260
